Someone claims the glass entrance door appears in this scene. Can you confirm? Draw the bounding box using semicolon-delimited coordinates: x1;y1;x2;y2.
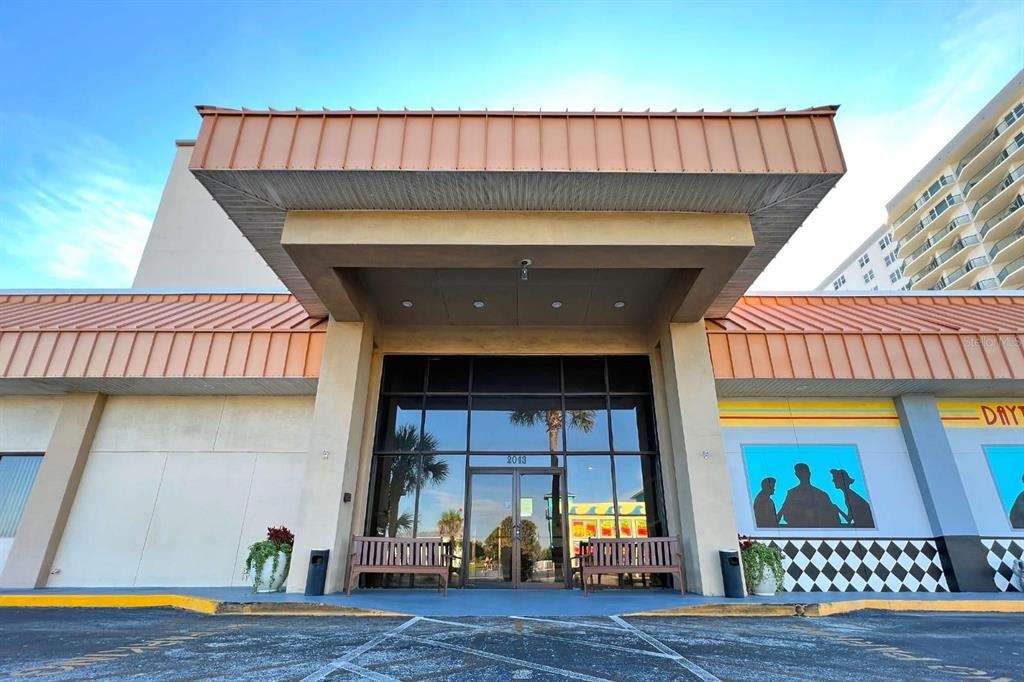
465;468;567;588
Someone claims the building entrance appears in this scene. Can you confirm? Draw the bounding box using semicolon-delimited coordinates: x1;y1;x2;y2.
466;468;567;588
365;355;668;590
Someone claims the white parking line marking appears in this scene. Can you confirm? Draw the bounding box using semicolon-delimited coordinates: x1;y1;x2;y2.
394;633;615;681
299;616;421;682
419;616;487;629
609;615;722;682
509;615;627;632
330;659;400;681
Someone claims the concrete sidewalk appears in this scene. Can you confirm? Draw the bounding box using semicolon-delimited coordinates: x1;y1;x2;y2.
1;586;1022;617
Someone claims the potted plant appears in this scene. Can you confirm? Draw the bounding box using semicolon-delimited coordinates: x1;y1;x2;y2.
739;535;785;596
244;526;294;593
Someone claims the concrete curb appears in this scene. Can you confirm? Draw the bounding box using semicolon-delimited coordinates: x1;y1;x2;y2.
2;594;1021;618
0;594;404;617
627;598;1024;618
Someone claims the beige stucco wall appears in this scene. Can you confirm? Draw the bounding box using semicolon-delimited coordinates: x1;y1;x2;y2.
0;396;63;573
132;142;285;290
47;395;313;587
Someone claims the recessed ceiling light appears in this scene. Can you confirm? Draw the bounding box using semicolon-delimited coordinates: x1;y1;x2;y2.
472;300;486;308
400;300;414;308
551;300;563;309
796;384;809;391
613;301;626;309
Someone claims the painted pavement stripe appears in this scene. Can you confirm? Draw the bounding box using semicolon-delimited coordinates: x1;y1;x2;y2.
299;616;421;682
394;633;615;682
509;615;627;632
330;659;400;682
609;615;721;682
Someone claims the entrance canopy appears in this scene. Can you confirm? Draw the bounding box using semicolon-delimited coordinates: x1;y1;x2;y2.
190;107;845;323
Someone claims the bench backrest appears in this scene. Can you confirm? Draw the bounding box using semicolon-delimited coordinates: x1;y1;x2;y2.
588;537;680;568
352;536;449;568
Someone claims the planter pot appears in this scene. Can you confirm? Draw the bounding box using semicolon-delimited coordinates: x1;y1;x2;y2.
752;564;779;596
254;551;289;593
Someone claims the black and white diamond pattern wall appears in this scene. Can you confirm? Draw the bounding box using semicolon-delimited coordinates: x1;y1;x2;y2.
759;538;950;592
981;539;1024;592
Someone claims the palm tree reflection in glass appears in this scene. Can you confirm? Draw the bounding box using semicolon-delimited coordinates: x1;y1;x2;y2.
506;408;596;583
379;424;448;537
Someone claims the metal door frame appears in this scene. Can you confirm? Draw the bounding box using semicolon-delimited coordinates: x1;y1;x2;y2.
463;466;569;589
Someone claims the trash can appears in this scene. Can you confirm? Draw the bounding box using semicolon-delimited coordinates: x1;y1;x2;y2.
719;549;745;598
305;549;329;596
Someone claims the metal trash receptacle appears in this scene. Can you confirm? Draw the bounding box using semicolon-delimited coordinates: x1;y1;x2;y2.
719;549;745;598
305;549;329;596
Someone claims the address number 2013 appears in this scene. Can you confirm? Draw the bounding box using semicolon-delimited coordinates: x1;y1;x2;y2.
506;455;528;464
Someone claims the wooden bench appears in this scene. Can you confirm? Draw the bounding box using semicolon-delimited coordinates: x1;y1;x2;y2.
572;537;685;596
346;536;453;596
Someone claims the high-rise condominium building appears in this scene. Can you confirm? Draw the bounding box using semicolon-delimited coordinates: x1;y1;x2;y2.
818;223;906;291
893;70;1024;291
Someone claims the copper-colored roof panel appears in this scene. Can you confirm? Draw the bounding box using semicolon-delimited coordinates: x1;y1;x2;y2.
621;117;654;172
594;117;626;171
567;117;597;170
374;116;406;170
401;116;432;169
191;107;844;174
513;117;542;170
785;117;824;173
676;118;711;172
648;118;682;172
317;117;353;169
813;117;845;173
485;116;514;170
704;118;740;173
430;116;460;169
458;116;487;170
262;116;299;169
824;335;853;378
707;294;1024;383
757;118;796;173
203;115;242;169
731;118;767;173
345;116;379;169
290;116;325;169
234;116;271;168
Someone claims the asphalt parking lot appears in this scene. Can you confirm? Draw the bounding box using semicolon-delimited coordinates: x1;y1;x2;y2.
0;608;1019;681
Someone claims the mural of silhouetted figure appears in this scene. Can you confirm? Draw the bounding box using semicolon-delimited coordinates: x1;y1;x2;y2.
753;477;780;527
1010;474;1024;529
831;468;875;528
778;463;841;527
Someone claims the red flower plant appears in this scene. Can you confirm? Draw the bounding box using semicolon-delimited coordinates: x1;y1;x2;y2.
267;526;295;547
737;534;755;551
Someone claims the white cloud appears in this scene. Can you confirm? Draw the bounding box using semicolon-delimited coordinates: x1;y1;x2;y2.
0;118;160;288
752;2;1024;291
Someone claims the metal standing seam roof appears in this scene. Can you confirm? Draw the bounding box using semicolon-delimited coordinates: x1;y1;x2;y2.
190;106;845;174
0;294;325;380
707;295;1024;381
1;293;1021;384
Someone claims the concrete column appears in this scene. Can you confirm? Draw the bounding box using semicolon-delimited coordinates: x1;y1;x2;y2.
0;393;106;588
287;319;376;594
658;322;739;595
895;394;994;592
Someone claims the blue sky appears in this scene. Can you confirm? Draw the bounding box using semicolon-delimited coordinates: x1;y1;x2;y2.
2;1;1022;289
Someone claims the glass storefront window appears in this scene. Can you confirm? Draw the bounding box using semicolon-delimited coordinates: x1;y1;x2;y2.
564;397;610;451
610;396;656;452
470;396;563;451
367;355;665;590
366;455;419;538
423;396;468;451
0;455;43;538
562;356;606;393
376;397;423;452
472;357;560;393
